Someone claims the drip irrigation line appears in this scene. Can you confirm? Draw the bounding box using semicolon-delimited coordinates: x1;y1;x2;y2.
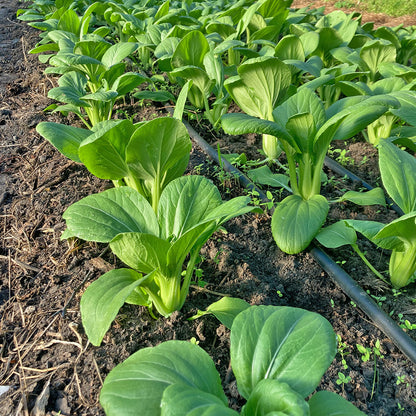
180;116;416;365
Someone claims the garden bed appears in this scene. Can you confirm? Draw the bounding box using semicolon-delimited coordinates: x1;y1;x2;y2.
1;0;416;415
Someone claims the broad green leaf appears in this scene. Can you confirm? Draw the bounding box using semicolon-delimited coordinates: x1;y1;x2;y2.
171;30;209;69
390;91;416;126
58;9;80;34
48;71;88;106
36;122;91;163
326;95;399;142
203;195;253;225
189;297;250;330
221;113;290;142
125;117;191;195
379;139;416;214
101;42;138;67
344;219;402;251
170;65;212;95
360;40;396;81
224;56;291;119
231;305;336;399
309;391;366;416
286;112;316;155
80;268;148;346
247;165;290;190
161;384;237;416
78;120;136;180
110;233;170;274
336;188;385;206
316;221;357;249
271;194;329;254
241;379;309;416
157;176;222;240
112;72;149;96
275;35;305;61
273;87;326;134
83;89;118;102
375;212;416;246
100;341;227;416
62;187;159;242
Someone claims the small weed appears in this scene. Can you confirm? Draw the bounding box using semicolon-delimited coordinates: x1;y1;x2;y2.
337;334;350;370
330;299;335;308
398;314;416;331
276;290;283;298
396;375;408;386
350;301;357;307
336;371;352;386
356;340;384;400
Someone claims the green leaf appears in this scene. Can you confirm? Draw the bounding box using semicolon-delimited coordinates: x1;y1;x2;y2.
231;305;336;399
241;379;309;416
221;113;290;141
316;221;357;249
344;219;402;251
360;40;396;81
110;233;170;274
62;187;159;242
78;120;136;180
173;80;192;120
80;268;148;346
171;30;209;69
375;212;416;246
309;391;366;416
157;176;223;240
247;165;290;190
336;187;385;206
112;72;148;96
379;140;416;214
101;42;138;68
100;341;227;416
224;56;291;119
161;384;238;416
170;65;212;95
36;122;91;163
125;117;191;199
271;195;329;254
189;297;251;330
275;35;305;62
326;95;399;142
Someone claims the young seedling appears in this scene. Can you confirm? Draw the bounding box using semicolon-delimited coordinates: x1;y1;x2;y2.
356;340;384;400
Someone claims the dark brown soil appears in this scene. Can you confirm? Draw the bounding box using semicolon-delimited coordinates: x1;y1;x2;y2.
1;1;416;415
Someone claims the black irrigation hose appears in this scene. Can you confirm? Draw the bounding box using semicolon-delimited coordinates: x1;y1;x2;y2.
180;117;416;365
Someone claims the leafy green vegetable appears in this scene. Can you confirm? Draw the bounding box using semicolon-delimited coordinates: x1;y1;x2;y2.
342;141;416;288
222;88;397;253
100;305;364;415
37;117;191;210
63;176;252;344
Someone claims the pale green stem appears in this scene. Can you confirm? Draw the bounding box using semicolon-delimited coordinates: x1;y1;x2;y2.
179;249;201;309
351;244;389;284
